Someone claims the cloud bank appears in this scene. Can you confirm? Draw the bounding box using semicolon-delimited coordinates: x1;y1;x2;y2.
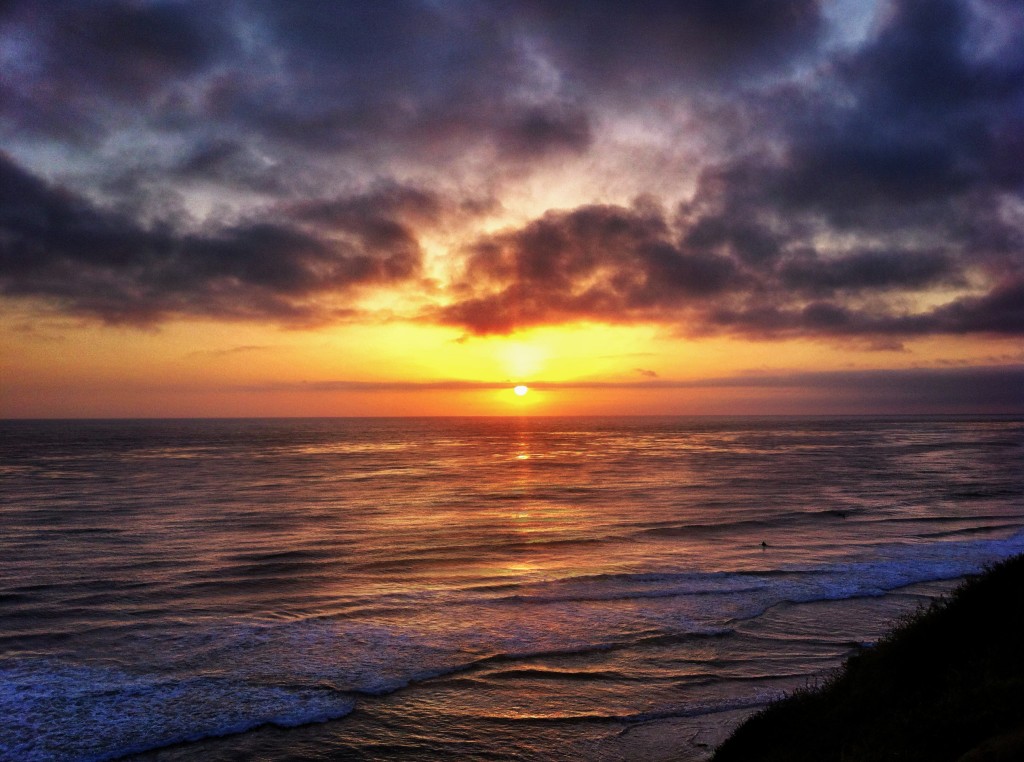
238;365;1024;413
1;0;1022;341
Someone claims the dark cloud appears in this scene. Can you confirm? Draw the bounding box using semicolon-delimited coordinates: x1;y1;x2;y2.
704;276;1024;339
520;0;824;88
497;106;593;159
1;0;1022;345
0;153;424;325
433;0;1024;341
168;1;596;165
640;0;1024;332
439;203;741;333
170;140;288;193
293;185;446;231
0;0;232;141
745;0;1024;225
742;365;1024;412
778;249;958;294
221;2;521;152
927;277;1024;335
0;0;819;161
436;198;1022;339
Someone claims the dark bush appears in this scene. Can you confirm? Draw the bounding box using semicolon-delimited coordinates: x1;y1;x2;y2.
713;554;1024;762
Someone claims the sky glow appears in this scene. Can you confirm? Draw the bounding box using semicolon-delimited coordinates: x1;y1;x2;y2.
1;0;1022;416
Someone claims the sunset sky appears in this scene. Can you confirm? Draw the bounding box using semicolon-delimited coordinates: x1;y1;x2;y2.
2;0;1022;417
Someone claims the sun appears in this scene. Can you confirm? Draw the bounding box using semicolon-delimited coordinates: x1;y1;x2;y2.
513;385;529;396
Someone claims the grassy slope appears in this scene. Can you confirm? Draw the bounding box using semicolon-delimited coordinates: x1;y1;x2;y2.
712;553;1024;762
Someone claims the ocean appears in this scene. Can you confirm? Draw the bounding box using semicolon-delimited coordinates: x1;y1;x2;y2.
1;416;1022;761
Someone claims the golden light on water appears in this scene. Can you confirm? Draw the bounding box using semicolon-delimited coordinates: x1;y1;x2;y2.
513;385;529;397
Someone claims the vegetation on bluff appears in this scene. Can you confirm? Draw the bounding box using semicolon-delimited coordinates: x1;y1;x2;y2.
714;553;1024;762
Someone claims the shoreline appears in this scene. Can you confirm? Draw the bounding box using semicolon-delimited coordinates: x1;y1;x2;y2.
124;576;968;762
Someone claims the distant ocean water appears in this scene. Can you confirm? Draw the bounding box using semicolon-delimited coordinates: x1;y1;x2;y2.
1;416;1022;761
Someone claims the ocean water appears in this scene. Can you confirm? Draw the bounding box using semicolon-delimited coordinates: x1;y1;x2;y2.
1;416;1022;761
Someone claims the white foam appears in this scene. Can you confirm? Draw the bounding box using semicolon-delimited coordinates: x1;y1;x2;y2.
0;660;355;762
